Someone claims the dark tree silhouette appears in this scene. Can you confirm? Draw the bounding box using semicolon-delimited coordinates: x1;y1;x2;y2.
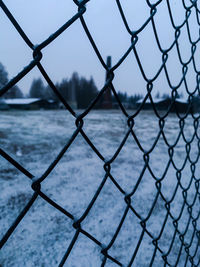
31;72;99;108
29;78;45;98
0;62;23;98
4;85;23;99
75;75;98;109
0;62;8;88
58;78;70;100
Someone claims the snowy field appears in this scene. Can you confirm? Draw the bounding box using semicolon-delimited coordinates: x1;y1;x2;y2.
0;109;200;266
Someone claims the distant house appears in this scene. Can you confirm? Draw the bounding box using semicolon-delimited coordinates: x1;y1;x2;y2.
4;98;58;110
0;99;9;110
136;98;191;113
136;98;164;110
136;98;154;110
191;96;200;113
172;98;191;113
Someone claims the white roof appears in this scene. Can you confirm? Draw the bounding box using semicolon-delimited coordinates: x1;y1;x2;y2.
175;98;188;103
136;98;164;104
136;98;188;104
0;98;6;103
4;98;41;105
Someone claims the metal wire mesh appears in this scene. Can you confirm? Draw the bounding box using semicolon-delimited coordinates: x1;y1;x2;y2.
0;0;200;266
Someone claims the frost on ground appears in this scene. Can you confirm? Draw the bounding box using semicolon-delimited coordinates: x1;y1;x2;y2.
0;110;200;266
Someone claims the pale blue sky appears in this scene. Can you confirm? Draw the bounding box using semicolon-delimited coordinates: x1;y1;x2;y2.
0;0;199;97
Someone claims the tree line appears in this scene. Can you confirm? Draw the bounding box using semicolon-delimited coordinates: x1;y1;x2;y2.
1;61;190;110
0;61;145;108
0;62;99;108
29;75;144;108
29;72;99;109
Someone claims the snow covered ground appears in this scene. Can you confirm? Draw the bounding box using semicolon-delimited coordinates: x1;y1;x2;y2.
0;110;199;266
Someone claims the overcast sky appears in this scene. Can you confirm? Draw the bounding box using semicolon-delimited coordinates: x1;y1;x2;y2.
0;0;199;97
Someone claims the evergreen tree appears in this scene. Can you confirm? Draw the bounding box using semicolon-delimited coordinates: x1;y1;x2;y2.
0;62;23;98
29;78;45;98
0;62;8;89
162;93;170;99
58;78;70;100
43;84;57;101
36;72;99;108
75;75;98;109
4;85;23;99
155;92;160;98
128;93;143;105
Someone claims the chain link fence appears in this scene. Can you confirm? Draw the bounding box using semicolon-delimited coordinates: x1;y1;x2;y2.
0;0;200;266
